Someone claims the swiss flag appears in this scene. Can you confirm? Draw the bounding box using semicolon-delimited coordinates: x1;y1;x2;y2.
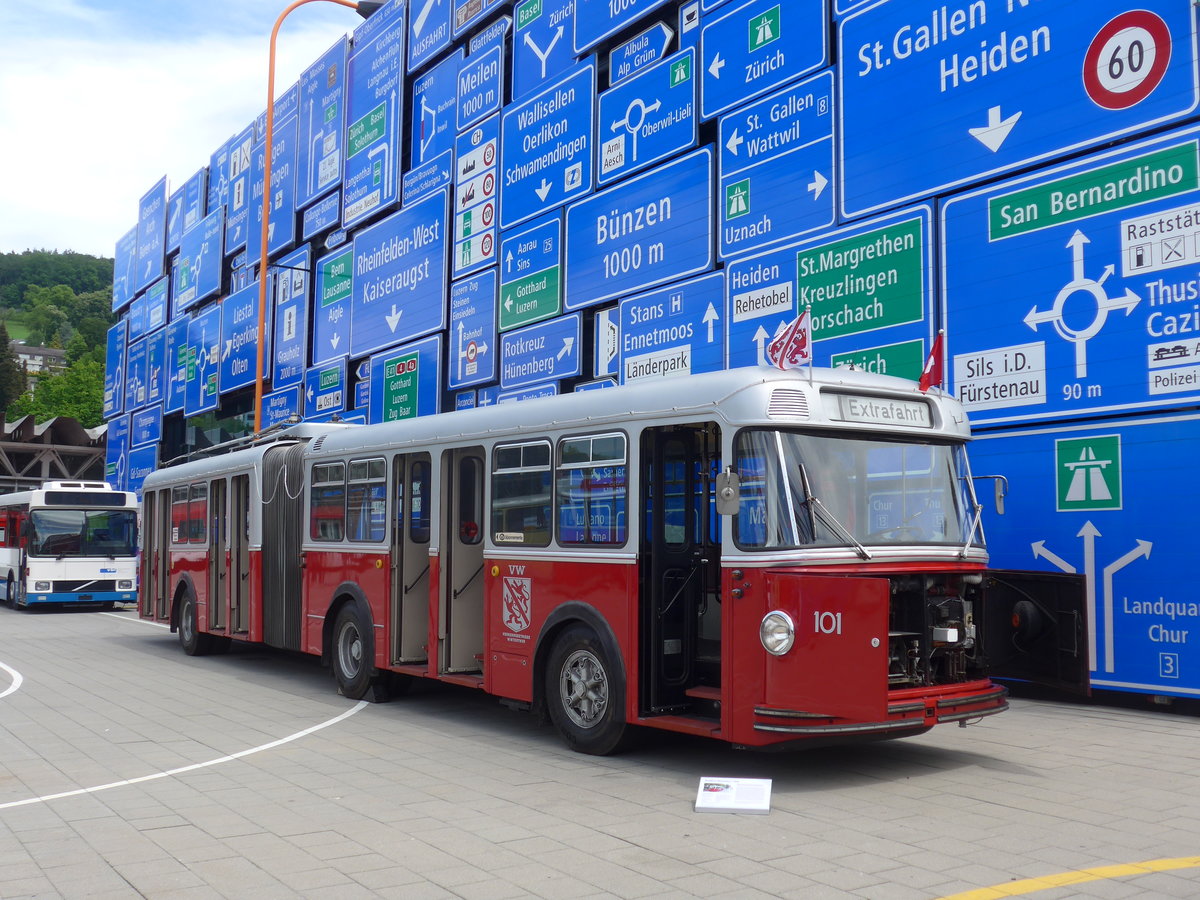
918;331;944;392
766;309;812;370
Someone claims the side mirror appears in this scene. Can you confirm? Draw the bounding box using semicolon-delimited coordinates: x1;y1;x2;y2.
715;468;740;516
972;475;1008;515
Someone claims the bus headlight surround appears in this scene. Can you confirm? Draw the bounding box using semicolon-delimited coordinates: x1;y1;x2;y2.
34;581;51;592
118;580;133;590
760;610;795;656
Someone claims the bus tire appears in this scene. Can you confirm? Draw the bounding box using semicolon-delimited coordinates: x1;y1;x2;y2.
332;603;374;700
4;575;13;609
546;625;630;756
178;590;214;656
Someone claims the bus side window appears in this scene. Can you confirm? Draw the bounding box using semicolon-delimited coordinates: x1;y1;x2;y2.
189;484;208;543
171;486;189;544
491;441;552;547
310;462;346;542
346;458;387;542
556;433;627;546
410;459;431;544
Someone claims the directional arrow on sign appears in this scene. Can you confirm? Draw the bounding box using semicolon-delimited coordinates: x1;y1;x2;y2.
725;128;744;156
754;324;772;366
307;384;315;402
413;0;439;37
386;305;403;331
703;303;719;343
1031;539;1076;573
557;336;574;360
968;106;1022;153
524;26;563;78
807;171;828;200
331;333;341;350
708;53;724;79
505;250;514;272
223;339;232;361
535;179;552;201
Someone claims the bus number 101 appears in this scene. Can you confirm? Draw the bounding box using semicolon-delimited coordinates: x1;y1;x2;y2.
814;611;843;635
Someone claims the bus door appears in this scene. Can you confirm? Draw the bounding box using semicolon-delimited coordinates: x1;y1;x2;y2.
230;474;250;633
208;478;227;630
640;424;722;715
390;453;431;663
439;447;485;674
154;488;171;619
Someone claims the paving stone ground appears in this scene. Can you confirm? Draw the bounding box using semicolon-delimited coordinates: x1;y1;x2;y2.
2;606;1198;899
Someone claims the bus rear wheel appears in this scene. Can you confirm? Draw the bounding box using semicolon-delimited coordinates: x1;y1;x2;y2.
178;590;214;656
332;603;374;700
546;626;630;755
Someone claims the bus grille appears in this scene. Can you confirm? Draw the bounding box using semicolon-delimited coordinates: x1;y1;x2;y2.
54;580;117;592
768;389;809;418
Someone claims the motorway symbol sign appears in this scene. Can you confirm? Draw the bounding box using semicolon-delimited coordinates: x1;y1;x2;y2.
619;271;725;384
345;7;406;228
719;70;834;259
574;0;672;55
272;244;312;388
403;150;454;207
500;311;581;388
513;0;575;101
124;336;149;413
103;320;126;419
599;48;696;185
297;36;348;210
112;227;137;311
185;305;221;416
305;359;347;418
174;208;224;316
135;176;167;293
145;327;167;407
223;126;255;256
413;50;464;168
409;0;452;71
839;0;1199;220
350;189;448;358
726;205;934;369
220;282;269;395
458;44;504;132
610;20;674;85
313;246;353;365
942;126;1200;427
454;114;500;277
500;212;561;331
500;62;595;230
564;147;714;311
449;267;498;389
164;316;189;414
700;0;828;120
368;333;443;422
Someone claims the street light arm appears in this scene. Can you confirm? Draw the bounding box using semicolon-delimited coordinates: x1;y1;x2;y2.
254;0;364;435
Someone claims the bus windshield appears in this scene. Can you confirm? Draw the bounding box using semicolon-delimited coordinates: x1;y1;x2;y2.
734;429;981;550
28;508;139;558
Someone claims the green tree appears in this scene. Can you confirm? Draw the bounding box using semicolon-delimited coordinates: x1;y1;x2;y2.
7;355;105;427
0;322;24;413
23;283;75;347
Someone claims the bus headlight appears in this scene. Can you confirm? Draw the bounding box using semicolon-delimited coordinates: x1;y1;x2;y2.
118;580;134;590
34;581;51;592
759;611;795;656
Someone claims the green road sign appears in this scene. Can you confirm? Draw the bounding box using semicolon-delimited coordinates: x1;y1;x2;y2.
830;338;925;381
500;266;561;331
1056;434;1122;511
383;351;420;422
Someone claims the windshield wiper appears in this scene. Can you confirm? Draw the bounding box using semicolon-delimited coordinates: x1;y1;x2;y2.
798;463;871;560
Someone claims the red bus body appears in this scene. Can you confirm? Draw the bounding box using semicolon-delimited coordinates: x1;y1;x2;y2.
140;368;1085;753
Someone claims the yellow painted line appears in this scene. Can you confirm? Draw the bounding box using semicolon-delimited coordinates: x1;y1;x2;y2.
940;857;1200;899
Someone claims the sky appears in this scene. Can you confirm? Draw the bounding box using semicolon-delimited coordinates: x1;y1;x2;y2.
0;0;370;259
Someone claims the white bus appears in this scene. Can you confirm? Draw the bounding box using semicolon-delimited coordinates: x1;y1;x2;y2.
0;481;139;609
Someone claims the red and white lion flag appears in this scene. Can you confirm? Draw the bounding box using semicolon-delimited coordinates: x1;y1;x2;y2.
766;309;812;370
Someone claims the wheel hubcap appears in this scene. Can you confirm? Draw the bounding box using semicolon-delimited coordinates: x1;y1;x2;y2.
339;625;362;677
560;649;608;729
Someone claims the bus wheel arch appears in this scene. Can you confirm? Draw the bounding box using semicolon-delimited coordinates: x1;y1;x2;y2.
535;604;631;755
176;580;215;656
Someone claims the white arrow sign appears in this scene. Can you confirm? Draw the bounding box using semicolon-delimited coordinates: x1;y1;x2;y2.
703;303;719;343
557;336;574;360
725;128;744;156
968;105;1021;153
534;178;552;202
708;53;724;79
807;170;828;200
386;304;403;332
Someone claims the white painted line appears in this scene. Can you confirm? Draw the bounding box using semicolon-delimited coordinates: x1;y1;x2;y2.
101;611;168;629
0;700;369;810
0;660;23;699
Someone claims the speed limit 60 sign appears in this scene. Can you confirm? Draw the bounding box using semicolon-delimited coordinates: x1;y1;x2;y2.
838;0;1198;219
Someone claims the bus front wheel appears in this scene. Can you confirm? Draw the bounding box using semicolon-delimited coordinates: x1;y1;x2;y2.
178;590;214;656
546;626;630;756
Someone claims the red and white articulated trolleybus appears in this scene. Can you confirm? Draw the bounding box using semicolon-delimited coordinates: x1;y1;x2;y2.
139;367;1086;754
0;481;139;609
